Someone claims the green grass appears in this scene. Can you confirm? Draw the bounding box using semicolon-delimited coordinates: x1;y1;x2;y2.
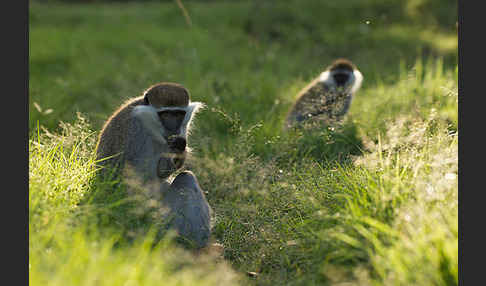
29;1;457;285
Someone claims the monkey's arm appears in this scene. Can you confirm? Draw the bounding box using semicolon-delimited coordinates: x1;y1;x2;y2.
124;105;174;181
130;105;167;144
286;82;327;125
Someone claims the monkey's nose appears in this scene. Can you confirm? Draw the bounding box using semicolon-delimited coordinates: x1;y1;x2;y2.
168;136;186;152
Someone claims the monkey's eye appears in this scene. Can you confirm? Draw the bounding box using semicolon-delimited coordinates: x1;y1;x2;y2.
158;110;186;133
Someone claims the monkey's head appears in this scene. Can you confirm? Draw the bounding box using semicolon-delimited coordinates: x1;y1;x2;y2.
319;58;363;95
143;82;204;178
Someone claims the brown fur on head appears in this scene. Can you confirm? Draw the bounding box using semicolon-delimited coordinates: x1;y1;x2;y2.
143;82;190;108
328;58;356;72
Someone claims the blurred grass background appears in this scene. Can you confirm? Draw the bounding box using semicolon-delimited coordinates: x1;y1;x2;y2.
29;0;458;285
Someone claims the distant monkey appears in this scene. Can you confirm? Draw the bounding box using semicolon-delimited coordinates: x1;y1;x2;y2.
285;58;363;128
95;83;211;248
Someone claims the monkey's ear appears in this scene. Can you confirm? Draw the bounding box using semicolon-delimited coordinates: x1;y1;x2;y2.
143;82;190;108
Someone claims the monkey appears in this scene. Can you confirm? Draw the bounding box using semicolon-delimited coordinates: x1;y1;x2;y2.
95;82;211;248
285;58;363;129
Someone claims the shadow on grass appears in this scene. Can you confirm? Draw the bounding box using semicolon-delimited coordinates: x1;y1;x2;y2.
287;120;363;165
247;118;364;169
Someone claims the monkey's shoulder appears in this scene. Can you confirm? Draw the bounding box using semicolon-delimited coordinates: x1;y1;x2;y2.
102;97;145;127
294;82;330;108
96;97;146;158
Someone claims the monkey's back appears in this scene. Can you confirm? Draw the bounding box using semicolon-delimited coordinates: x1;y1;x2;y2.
286;77;328;125
286;78;351;128
96;96;145;168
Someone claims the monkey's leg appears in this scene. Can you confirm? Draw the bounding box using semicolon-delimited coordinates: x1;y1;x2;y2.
162;171;212;248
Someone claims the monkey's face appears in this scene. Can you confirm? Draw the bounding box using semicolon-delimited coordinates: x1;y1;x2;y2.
158;110;186;136
327;68;356;94
319;67;363;96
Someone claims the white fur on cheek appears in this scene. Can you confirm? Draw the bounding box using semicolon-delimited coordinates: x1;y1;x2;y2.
318;71;332;84
350;69;363;94
181;102;204;138
131;105;167;144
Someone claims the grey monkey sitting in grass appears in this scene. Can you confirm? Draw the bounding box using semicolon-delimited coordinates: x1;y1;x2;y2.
95;82;211;248
285;58;363;129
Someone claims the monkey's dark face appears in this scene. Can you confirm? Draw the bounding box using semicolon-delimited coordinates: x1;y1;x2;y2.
330;68;355;91
158;110;186;136
332;70;352;86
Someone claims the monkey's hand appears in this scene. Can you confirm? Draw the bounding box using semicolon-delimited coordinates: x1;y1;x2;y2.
157;151;186;178
157;135;187;178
